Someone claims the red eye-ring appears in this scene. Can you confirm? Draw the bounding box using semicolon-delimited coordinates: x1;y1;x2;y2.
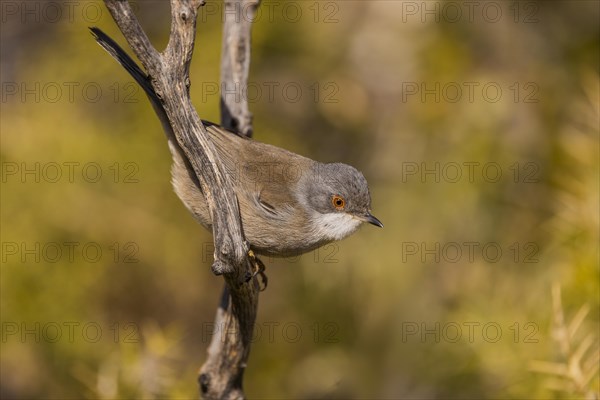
332;195;345;210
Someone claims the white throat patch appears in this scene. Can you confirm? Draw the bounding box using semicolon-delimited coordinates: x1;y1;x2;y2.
311;212;363;241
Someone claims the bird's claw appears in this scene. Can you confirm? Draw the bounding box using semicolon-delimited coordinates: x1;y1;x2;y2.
246;250;268;291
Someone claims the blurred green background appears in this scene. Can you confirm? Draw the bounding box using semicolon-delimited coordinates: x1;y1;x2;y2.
1;1;598;398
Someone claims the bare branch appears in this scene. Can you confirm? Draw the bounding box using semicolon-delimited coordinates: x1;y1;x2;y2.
163;0;204;90
199;0;261;398
104;0;161;74
96;0;262;398
103;0;249;273
220;0;259;137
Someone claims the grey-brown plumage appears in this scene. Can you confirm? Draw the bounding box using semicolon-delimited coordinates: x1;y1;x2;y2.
91;27;383;257
170;123;382;256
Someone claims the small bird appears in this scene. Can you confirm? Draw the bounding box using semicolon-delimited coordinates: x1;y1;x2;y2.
91;28;383;259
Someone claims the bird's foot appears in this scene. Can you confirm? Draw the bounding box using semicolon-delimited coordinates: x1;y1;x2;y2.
245;249;268;291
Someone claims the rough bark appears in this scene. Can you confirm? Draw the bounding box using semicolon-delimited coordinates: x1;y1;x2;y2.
199;1;261;399
101;1;260;398
220;0;259;138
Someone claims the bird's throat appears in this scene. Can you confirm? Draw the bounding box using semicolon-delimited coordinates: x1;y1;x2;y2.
311;212;363;242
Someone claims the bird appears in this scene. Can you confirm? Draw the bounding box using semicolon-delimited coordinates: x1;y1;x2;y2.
90;27;383;260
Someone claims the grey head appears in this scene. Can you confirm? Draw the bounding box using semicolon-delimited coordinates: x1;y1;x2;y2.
298;162;383;242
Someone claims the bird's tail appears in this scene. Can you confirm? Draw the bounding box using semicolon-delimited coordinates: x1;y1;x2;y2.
89;27;174;137
90;27;205;189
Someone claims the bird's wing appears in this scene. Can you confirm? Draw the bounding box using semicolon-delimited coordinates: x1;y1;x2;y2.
204;124;311;221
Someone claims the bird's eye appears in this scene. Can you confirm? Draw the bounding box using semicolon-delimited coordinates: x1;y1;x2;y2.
331;195;345;210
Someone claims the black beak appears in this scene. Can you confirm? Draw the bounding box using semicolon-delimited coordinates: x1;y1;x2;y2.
364;212;384;228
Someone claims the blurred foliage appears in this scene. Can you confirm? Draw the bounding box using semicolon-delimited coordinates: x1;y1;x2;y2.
1;1;599;399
